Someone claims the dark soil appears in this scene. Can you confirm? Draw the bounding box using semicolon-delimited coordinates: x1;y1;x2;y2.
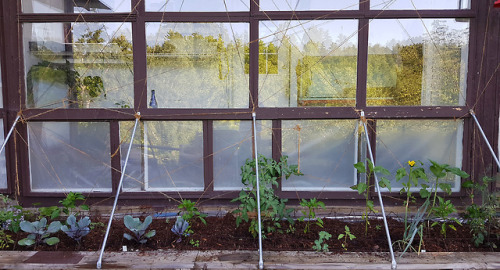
5;213;499;253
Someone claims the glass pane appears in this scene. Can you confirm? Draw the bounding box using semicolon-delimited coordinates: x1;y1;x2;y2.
24;23;133;109
213;120;272;190
259;20;358;107
282;120;359;191
28;122;111;192
0;121;5;189
146;23;249;108
120;121;204;191
146;0;249;11
367;19;469;106
22;0;131;13
376;120;464;191
260;0;358;10
371;0;470;10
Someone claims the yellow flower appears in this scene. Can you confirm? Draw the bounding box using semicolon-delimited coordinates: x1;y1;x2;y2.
408;160;415;167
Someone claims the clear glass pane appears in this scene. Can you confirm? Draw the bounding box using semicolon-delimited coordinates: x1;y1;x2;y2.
367;19;469;106
260;0;358;10
282;120;359;191
120;121;204;191
0;121;6;189
24;23;133;109
259;20;358;107
376;120;464;191
146;0;249;11
146;23;249;108
22;0;131;13
28;122;111;192
213;120;272;190
371;0;470;10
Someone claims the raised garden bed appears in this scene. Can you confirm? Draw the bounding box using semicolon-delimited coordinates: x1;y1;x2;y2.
3;212;498;253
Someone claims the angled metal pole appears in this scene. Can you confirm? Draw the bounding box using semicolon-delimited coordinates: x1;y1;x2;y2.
0;115;21;155
360;111;397;269
470;110;500;170
97;112;140;269
252;112;264;270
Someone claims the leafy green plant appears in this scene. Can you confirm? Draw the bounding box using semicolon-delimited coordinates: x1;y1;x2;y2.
351;159;391;235
59;192;89;215
171;217;189;243
463;176;499;247
38;192;89;220
123;215;156;244
430;197;461;238
0;230;14;249
393;160;429;254
232;155;302;238
189;239;200;247
61;215;91;245
298;198;325;233
89;221;105;231
313;231;332;252
18;218;61;246
427;160;469;216
0;195;25;233
338;225;356;250
178;199;207;225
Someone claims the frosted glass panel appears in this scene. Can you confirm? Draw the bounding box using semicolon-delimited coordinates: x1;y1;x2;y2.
213;120;272;190
367;19;469;106
24;23;133;109
23;0;131;13
260;0;358;10
0;122;5;189
371;0;470;10
282;120;358;191
146;0;249;11
376;120;463;191
120;121;204;191
28;122;111;191
259;20;358;107
146;23;249;108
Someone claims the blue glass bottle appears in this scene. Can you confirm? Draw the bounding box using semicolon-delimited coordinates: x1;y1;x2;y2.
149;90;158;108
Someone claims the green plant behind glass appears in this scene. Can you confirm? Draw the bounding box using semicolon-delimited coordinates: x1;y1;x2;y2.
232;154;302;238
351;159;391;235
298;198;325;233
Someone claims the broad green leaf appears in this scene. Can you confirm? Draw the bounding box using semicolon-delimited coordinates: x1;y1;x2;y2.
18;238;35;246
396;168;407;182
353;162;366;173
44;237;60;246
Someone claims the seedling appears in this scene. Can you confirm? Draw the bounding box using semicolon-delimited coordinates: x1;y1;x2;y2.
313;231;332;252
298;198;325;233
338;225;356;250
171;217;189;243
123;215;156;244
61;214;91;245
18;218;61;246
351;159;391;235
430;197;461;238
178;199;207;225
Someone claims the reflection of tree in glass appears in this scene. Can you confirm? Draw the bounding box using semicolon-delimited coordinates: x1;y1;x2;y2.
146;26;248;108
367;20;468;106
